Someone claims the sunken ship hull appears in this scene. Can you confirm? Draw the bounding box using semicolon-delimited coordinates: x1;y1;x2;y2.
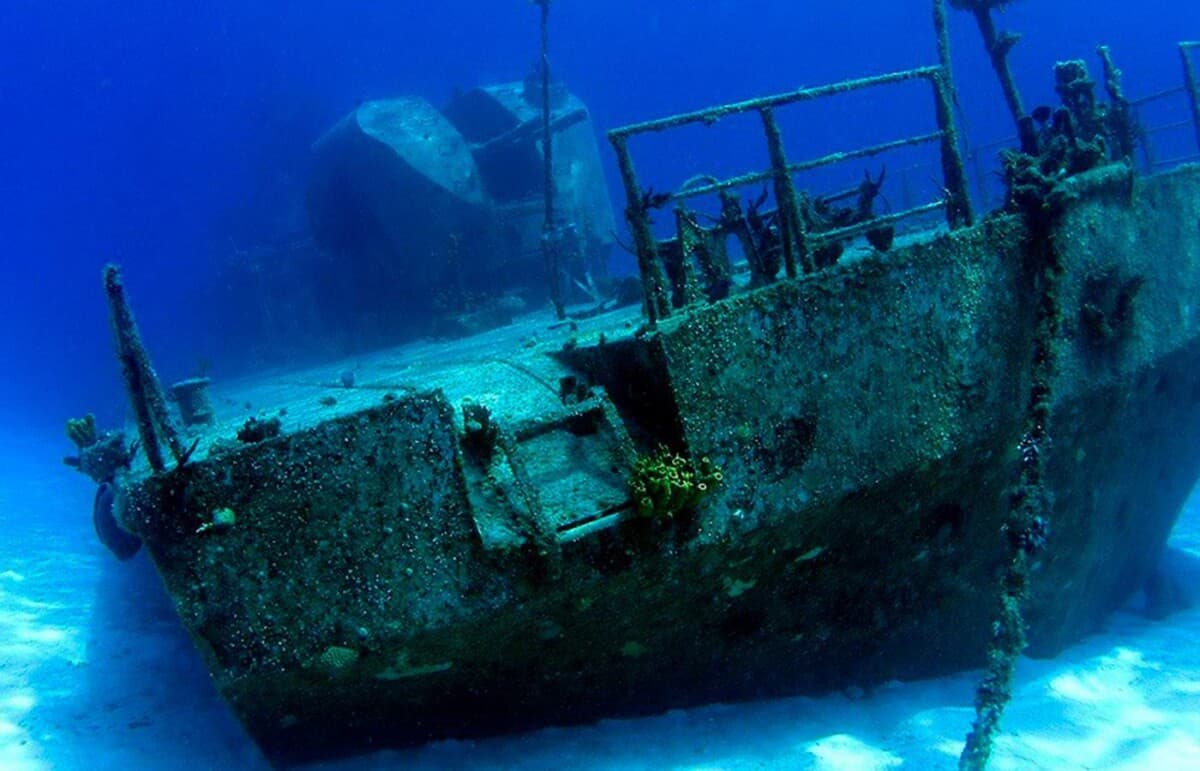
118;163;1200;763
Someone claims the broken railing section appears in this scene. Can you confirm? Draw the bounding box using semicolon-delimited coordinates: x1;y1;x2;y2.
948;0;1038;155
952;7;1200;171
1096;46;1136;163
608;61;972;325
965;42;1198;177
1131;86;1198;171
1131;43;1200;170
104;265;196;473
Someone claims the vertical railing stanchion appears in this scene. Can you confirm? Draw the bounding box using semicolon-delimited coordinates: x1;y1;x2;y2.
932;0;975;227
932;0;954;82
930;70;974;228
760;107;809;277
610;133;671;324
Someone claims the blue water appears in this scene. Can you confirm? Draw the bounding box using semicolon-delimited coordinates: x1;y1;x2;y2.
3;0;1194;422
2;1;1199;769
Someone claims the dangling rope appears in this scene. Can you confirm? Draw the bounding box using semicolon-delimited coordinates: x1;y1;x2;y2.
959;214;1061;771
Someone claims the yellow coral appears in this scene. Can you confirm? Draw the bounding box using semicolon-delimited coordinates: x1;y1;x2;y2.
628;447;721;518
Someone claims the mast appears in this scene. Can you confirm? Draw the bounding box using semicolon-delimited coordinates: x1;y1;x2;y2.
534;0;566;319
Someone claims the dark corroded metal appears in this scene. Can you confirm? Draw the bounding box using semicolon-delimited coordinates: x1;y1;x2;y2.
933;0;955;90
677;208;732;302
720;190;767;287
609;133;670;323
933;0;974;227
117;163;1200;765
931;71;975;228
1098;46;1136;161
104;264;189;472
760;107;807;277
1182;42;1200;153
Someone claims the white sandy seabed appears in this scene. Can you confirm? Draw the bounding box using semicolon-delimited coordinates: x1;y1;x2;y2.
2;425;1199;771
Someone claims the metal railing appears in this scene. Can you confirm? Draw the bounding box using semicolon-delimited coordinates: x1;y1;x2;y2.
1129;83;1198;170
607;4;972;325
953;42;1200;188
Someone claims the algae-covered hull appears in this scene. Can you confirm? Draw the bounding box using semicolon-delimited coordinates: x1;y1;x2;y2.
114;164;1200;763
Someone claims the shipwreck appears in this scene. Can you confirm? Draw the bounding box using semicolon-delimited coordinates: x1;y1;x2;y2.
65;2;1200;768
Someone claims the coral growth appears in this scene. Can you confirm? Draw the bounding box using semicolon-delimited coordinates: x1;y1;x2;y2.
64;414;136;483
237;416;282;443
628;447;721;519
1002;59;1136;221
66;414;98;449
311;645;360;676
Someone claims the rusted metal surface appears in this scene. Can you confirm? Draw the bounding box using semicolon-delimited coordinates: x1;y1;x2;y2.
760;107;806;278
116;165;1200;764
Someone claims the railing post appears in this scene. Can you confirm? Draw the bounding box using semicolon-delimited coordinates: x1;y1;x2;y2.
951;0;1036;155
1097;46;1136;161
1182;43;1200;154
930;71;974;229
931;0;973;227
609;132;671;323
932;0;954;83
759;107;811;276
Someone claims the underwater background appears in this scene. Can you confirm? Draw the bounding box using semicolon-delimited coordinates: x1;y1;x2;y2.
2;0;1200;768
